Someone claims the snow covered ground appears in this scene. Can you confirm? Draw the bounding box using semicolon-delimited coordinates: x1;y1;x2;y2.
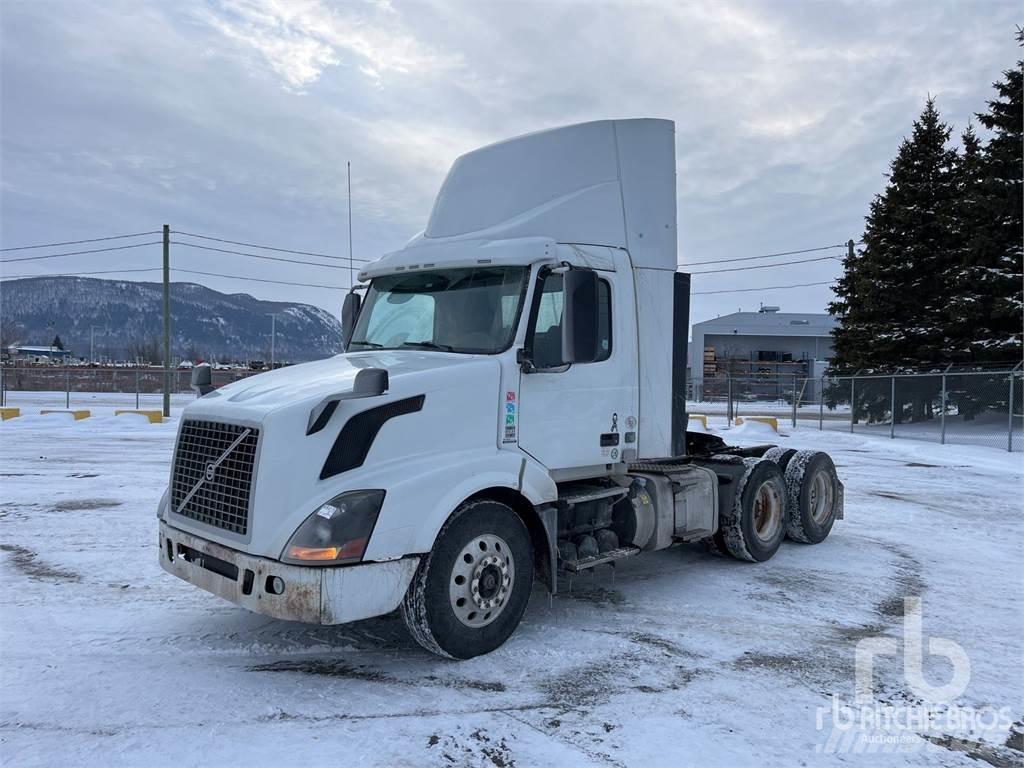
1;413;1022;767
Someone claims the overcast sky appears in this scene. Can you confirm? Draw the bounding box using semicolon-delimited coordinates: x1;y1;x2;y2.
1;0;1018;325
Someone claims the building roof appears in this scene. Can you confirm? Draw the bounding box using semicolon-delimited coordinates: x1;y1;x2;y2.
692;311;836;337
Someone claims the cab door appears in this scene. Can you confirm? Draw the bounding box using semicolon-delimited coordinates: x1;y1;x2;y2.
516;262;638;470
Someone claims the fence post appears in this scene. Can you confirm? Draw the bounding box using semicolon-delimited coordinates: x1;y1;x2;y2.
890;376;896;439
65;367;70;409
792;374;798;429
1009;373;1015;453
940;374;947;445
727;376;733;425
1;364;4;407
819;378;824;430
136;369;140;410
849;377;855;433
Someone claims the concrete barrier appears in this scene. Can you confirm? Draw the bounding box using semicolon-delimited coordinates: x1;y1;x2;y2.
0;407;20;420
734;416;778;432
40;409;91;420
114;410;163;424
688;414;708;429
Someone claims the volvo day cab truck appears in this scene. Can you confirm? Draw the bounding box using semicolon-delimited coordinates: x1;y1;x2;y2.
158;119;844;659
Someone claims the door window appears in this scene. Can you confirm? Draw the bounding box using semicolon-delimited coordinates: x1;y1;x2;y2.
528;272;612;368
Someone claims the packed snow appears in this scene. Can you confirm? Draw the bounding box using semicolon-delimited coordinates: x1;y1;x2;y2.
1;411;1022;767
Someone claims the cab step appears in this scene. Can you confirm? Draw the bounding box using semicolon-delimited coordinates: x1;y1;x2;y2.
557;484;629;506
560;545;641;573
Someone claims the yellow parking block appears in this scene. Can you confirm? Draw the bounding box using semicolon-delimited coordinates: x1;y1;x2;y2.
735;416;778;432
40;409;91;420
0;407;20;420
115;409;163;424
688;414;708;428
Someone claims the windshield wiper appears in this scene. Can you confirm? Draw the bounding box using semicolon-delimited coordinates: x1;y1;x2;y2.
349;340;383;349
401;341;455;352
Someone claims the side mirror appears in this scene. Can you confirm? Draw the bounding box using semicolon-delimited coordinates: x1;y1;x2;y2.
341;292;362;351
190;363;214;396
562;268;600;364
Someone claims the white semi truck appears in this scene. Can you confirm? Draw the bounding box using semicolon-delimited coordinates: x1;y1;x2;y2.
158;119;843;659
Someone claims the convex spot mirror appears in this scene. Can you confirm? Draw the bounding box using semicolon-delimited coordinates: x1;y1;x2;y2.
190;363;213;396
341;291;361;351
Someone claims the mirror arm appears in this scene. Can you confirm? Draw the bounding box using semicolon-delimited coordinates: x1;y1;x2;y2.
516;347;536;374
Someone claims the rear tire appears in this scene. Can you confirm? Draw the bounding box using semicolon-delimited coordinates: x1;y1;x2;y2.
719;458;787;562
762;446;797;473
401;499;533;659
785;451;840;544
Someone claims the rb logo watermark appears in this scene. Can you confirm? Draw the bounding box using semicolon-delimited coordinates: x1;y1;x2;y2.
816;596;1013;754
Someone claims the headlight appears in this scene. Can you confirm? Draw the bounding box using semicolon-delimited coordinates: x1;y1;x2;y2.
281;490;385;565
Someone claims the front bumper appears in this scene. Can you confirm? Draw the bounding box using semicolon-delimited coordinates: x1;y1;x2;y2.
159;521;419;625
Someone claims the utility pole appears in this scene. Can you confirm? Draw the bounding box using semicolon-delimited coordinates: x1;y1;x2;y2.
847;239;855;261
348;161;354;288
269;314;276;369
162;225;171;417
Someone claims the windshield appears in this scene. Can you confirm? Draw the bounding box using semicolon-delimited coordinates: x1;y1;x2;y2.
348;266;528;354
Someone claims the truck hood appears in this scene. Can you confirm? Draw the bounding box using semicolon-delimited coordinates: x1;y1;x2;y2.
171;348;507;558
190;350;497;419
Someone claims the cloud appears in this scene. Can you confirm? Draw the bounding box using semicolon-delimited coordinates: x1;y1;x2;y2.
1;0;1019;319
197;0;462;89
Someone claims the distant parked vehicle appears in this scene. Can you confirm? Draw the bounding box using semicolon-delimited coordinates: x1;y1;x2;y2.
178;361;194;370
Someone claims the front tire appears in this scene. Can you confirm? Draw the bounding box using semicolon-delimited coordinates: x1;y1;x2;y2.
401;499;533;659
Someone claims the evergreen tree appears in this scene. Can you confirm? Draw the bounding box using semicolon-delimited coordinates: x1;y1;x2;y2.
830;97;959;372
51;334;64;351
954;33;1023;364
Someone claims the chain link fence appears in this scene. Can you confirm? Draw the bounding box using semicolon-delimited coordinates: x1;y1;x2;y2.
4;363;1022;451
0;365;261;412
689;369;1023;451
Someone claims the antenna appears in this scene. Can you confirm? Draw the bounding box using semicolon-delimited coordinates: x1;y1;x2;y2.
347;161;353;288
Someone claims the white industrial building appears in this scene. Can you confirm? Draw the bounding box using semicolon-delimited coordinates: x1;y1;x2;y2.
690;307;837;388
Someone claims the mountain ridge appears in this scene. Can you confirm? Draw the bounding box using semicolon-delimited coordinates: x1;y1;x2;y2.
0;276;342;362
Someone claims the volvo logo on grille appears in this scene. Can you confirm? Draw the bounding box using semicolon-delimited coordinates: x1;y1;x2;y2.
204;462;217;482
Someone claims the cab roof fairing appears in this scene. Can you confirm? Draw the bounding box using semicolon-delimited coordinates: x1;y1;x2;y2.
358;118;676;280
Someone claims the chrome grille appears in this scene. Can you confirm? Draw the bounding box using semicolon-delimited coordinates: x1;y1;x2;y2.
171;419;259;535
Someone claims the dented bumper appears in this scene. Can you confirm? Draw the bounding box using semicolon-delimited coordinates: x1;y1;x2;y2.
159;521;419;625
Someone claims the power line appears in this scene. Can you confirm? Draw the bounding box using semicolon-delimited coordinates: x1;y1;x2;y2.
170;240;352;270
172;230;371;263
688;253;841;275
680;243;847;267
692;279;836;295
174;268;345;290
0;231;162;252
0;241;163;264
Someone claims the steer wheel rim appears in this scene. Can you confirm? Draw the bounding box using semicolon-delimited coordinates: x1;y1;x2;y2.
449;534;515;628
809;470;834;524
752;481;783;542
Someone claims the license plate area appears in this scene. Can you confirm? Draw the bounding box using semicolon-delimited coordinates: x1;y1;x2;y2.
176;542;239;582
